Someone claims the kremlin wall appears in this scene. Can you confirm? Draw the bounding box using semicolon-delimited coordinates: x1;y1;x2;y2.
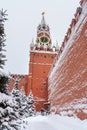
48;0;87;120
9;0;87;120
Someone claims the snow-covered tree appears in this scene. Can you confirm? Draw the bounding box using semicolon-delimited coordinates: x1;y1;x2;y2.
11;77;28;118
0;76;21;130
12;77;36;118
0;71;10;94
11;78;24;117
0;9;21;130
0;9;7;69
27;90;36;116
0;92;21;130
21;90;36;117
0;9;9;93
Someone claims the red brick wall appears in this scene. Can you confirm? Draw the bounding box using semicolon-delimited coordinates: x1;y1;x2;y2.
48;1;87;120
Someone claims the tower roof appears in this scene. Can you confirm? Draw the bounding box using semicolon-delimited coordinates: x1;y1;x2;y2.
30;13;57;52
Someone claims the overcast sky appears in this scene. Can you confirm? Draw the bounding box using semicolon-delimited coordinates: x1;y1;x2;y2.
0;0;80;74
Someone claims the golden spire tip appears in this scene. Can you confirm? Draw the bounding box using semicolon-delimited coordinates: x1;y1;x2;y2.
42;12;45;16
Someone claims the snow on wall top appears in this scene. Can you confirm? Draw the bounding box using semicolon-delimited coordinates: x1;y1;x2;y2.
30;50;58;54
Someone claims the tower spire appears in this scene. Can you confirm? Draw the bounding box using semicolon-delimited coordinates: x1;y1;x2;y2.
41;12;46;26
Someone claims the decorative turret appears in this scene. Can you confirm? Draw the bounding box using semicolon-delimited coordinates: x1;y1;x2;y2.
56;41;60;51
30;39;34;50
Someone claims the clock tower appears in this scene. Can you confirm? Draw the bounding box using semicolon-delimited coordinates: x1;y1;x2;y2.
27;13;59;111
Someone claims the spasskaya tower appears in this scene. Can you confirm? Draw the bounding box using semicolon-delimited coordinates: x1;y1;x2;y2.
27;13;59;111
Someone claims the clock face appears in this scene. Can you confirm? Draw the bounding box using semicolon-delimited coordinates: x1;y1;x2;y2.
39;36;50;45
40;36;48;43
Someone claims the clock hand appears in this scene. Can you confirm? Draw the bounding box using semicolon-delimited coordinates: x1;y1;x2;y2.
43;37;45;42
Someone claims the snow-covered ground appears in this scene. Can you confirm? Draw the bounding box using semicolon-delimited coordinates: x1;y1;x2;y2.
21;114;87;130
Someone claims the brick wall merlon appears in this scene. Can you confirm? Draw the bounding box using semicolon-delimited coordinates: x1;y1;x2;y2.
67;28;71;38
60;5;83;54
70;19;76;28
80;0;87;6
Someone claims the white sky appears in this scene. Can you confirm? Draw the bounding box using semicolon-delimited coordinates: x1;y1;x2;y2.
0;0;80;74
